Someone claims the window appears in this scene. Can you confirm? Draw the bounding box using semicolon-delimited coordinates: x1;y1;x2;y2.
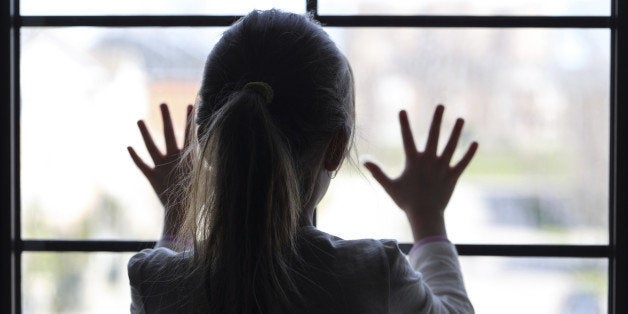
1;0;627;312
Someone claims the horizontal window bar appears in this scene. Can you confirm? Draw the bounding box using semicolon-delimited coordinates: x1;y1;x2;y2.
400;244;611;257
317;15;612;28
17;15;241;27
19;240;611;257
21;240;156;252
460;244;610;257
13;15;612;28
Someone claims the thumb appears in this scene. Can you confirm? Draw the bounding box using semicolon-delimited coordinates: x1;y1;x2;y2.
363;161;393;191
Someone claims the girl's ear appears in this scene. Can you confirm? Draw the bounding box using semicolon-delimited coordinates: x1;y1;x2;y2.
324;130;349;171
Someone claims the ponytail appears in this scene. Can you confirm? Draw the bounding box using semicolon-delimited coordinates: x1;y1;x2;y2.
181;87;302;313
181;8;355;313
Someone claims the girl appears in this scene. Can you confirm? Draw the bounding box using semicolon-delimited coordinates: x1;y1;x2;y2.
127;9;477;313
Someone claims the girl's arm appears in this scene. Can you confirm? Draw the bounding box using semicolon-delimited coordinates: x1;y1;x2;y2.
366;105;477;312
127;103;193;248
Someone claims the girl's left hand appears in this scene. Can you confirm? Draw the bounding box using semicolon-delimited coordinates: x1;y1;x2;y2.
363;105;478;241
127;103;193;235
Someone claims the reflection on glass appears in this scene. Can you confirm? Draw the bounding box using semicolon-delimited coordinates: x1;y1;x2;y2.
21;28;609;243
22;252;135;313
460;257;607;314
20;0;305;16
318;28;609;244
319;0;609;16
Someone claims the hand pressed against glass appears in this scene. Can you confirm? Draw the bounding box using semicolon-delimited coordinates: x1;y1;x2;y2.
364;105;478;241
127;103;193;236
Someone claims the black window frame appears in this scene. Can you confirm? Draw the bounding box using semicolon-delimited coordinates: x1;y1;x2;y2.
1;0;626;312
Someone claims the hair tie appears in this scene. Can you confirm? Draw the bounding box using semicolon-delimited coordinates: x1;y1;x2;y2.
243;81;274;104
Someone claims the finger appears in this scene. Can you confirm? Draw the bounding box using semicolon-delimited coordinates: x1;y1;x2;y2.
424;105;444;155
441;118;464;164
452;142;479;177
127;146;153;178
399;110;417;159
183;104;194;148
161;104;178;153
138;120;163;162
363;161;393;192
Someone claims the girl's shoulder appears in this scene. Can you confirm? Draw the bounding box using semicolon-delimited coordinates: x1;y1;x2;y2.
129;247;190;271
128;247;195;286
298;226;404;270
128;248;207;312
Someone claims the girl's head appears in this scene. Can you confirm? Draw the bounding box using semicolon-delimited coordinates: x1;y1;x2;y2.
181;9;354;312
196;9;354;197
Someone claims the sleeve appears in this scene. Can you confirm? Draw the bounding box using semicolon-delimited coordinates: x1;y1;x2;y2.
128;250;151;314
127;247;182;314
385;240;474;314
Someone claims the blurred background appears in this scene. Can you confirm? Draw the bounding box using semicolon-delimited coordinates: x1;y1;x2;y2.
19;0;610;313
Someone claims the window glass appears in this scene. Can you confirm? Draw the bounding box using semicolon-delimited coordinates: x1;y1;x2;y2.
318;28;609;244
20;0;305;16
319;0;610;16
22;252;135;313
21;253;607;314
20;27;222;239
460;257;607;314
21;27;609;244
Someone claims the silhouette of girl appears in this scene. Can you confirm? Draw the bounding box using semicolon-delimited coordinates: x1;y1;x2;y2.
127;9;477;313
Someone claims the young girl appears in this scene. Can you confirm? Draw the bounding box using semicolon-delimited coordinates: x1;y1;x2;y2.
127;9;477;313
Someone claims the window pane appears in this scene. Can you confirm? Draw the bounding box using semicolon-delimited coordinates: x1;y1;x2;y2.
460;257;607;314
22;252;135;313
20;27;222;239
20;0;305;16
319;0;610;16
21;253;607;313
318;28;609;244
21;28;609;244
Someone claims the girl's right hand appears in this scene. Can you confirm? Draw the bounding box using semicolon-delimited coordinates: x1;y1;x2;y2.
363;105;478;241
127;103;193;236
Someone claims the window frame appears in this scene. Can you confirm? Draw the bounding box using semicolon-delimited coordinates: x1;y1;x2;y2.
1;0;626;312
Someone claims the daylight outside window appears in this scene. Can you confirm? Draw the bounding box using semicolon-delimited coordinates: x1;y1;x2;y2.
3;0;623;313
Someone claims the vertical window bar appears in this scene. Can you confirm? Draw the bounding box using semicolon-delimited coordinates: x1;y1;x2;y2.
308;0;318;229
0;0;13;312
609;3;617;314
612;0;627;312
11;0;20;312
306;0;318;17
